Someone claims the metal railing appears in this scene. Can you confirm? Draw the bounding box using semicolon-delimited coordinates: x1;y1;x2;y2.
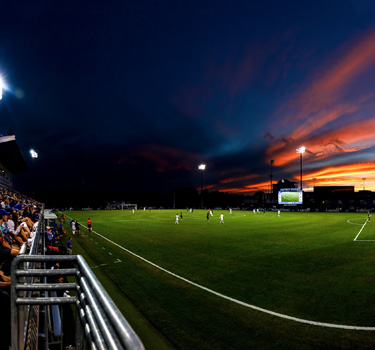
11;254;145;350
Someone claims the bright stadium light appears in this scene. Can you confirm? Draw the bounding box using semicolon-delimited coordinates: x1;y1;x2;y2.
0;76;3;100
30;149;38;159
296;146;306;190
198;164;206;208
30;149;38;198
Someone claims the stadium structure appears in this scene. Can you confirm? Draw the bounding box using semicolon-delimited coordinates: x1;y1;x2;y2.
1;135;144;350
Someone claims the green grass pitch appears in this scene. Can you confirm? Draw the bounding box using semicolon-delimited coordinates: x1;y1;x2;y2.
62;209;375;349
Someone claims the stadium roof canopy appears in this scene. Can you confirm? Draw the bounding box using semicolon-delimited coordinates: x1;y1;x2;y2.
0;135;28;173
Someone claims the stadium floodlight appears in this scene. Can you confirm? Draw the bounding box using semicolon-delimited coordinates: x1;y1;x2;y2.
30;149;38;159
296;147;305;190
198;164;206;208
0;76;3;100
30;149;38;198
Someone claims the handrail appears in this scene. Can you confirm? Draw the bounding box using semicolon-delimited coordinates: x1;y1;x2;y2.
11;255;145;350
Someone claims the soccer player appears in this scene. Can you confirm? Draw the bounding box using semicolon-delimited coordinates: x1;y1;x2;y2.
87;218;92;232
71;220;76;235
175;214;179;224
75;221;81;235
220;213;224;223
278;210;280;217
368;211;371;222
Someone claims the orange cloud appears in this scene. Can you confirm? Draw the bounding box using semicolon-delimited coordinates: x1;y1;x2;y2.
219;188;254;194
219;180;271;194
301;162;375;191
267;31;375;164
267;118;375;167
277;31;375;125
220;173;258;184
304;162;375;180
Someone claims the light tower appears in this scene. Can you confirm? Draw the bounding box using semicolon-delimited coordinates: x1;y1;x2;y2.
269;159;274;199
30;149;38;198
198;164;206;208
296;146;305;190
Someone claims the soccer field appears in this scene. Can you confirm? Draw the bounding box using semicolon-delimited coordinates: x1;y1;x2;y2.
63;209;375;349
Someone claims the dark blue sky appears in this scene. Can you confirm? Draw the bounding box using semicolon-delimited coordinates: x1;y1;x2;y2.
1;1;374;194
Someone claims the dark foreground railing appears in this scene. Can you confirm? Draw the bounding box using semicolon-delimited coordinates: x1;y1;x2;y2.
11;254;145;350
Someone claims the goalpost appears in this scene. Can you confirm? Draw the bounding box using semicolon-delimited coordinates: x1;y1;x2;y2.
121;203;137;210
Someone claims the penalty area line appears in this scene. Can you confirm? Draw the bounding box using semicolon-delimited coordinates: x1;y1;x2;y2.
69;217;375;331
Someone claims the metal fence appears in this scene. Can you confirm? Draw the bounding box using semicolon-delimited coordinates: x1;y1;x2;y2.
11;254;144;350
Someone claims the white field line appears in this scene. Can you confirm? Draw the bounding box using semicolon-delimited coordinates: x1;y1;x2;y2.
347;219;365;226
93;219;134;223
353;220;369;241
65;214;375;331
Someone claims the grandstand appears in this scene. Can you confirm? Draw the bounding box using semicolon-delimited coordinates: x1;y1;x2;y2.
1;134;144;349
0;134;28;188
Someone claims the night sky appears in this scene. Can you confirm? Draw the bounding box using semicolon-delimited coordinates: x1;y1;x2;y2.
1;1;374;195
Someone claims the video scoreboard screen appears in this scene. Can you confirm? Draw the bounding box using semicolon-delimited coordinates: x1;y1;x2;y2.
278;188;303;205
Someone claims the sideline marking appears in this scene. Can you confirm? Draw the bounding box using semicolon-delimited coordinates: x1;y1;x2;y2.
91;263;108;269
353;220;369;241
94;219;133;223
65;214;375;331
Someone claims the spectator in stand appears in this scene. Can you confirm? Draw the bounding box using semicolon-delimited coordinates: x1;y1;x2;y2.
0;197;7;209
6;212;27;246
1;210;21;253
50;263;64;284
0;209;18;275
0;269;10;286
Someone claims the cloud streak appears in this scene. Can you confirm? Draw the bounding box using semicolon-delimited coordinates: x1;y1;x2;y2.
258;30;375;192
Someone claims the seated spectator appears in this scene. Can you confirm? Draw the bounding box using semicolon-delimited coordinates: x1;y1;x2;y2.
0;209;20;254
7;212;27;246
0;209;17;275
0;269;10;287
